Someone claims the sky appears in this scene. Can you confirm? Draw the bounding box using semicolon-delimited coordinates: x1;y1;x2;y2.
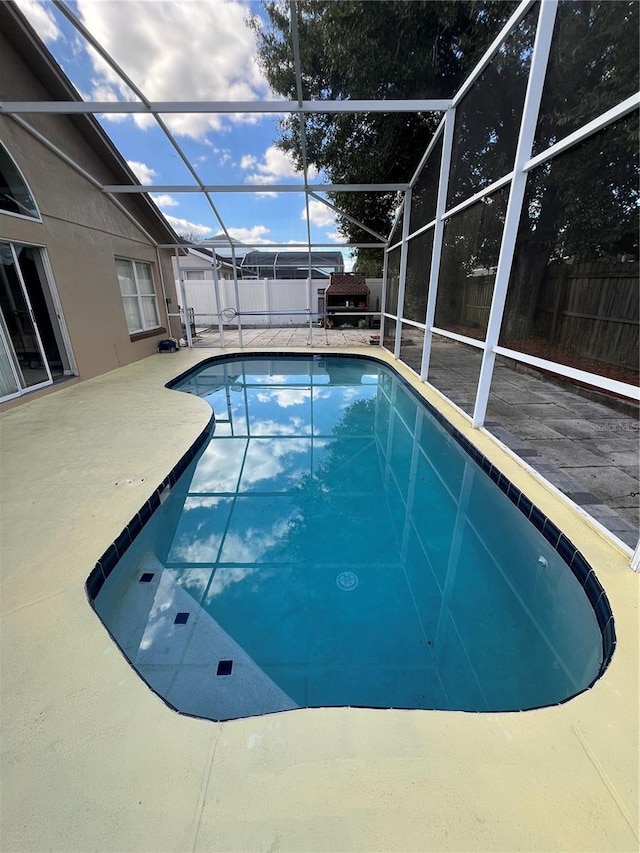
15;0;357;265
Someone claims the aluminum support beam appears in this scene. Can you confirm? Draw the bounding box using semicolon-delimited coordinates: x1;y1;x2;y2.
393;187;412;359
0;99;452;115
51;0;234;244
453;0;533;106
420;107;456;380
472;0;558;428
157;243;386;250
288;1;315;295
103;184;409;193
307;191;388;242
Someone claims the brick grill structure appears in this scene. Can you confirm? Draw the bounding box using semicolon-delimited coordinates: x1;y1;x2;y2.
326;272;370;297
325;273;371;328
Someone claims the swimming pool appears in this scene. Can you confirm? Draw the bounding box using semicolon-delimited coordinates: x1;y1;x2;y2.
88;354;614;721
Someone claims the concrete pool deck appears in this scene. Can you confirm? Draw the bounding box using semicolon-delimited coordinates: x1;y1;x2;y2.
1;347;638;852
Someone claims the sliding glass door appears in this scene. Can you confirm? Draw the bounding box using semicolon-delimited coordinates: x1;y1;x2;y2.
0;240;63;401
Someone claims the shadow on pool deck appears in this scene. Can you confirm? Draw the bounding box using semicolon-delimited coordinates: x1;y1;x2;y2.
193;327;639;549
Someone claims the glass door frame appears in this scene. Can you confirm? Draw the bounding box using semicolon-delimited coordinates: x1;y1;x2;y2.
0;316;23;402
0;239;54;400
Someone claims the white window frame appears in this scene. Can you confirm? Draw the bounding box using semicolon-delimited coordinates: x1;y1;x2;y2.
116;258;161;335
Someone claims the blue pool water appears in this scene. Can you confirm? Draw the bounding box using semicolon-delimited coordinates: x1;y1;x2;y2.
93;355;609;721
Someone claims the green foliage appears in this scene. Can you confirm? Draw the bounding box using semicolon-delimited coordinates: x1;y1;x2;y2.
501;1;639;339
352;248;384;277
250;0;519;249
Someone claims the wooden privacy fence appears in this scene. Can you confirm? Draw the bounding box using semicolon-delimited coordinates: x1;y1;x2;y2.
538;261;639;371
458;261;638;372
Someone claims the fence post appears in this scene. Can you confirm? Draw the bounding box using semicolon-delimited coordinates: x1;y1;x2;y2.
307;276;313;345
264;278;271;327
211;254;225;348
174;248;192;348
231;246;243;347
549;262;567;344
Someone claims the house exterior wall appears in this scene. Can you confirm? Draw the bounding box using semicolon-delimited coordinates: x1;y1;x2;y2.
0;27;179;407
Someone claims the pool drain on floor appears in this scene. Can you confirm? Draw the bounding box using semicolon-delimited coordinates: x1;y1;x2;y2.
336;571;358;591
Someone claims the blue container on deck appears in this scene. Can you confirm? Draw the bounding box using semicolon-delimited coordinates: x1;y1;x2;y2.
158;339;178;353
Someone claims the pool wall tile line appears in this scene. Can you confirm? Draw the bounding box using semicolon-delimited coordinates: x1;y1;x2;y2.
85;352;616;684
85;410;214;602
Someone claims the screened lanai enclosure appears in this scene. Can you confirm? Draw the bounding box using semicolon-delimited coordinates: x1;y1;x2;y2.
2;0;638;558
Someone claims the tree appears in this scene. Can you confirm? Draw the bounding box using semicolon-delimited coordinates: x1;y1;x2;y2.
500;0;639;341
249;0;519;262
251;0;638;357
352;248;385;278
398;0;639;347
178;231;208;245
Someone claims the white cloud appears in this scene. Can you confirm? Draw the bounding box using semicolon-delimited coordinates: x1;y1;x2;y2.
151;194;179;208
327;228;348;243
220;225;271;244
127;160;157;184
73;0;271;139
302;199;336;228
242;145;317;185
165;215;211;237
15;0;61;43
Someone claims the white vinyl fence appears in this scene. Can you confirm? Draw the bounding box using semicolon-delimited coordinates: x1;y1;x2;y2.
177;277;382;329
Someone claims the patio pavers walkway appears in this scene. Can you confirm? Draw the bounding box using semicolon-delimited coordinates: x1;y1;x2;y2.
427;339;639;548
192;324;374;348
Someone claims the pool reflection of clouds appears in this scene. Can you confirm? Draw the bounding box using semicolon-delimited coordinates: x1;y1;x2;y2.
248;374;299;385
220;501;303;563
169;532;224;564
256;388;311;408
138;570;178;652
204;566;260;601
189;439;247;492
246;390;311;429
240;437;311;490
167;497;234;563
249;418;312;436
183;496;225;511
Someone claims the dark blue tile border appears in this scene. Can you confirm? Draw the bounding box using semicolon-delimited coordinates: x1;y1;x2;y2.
85;350;616;702
85;408;214;602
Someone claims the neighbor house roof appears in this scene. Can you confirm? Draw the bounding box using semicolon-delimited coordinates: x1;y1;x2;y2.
241;251;344;270
183;246;243;267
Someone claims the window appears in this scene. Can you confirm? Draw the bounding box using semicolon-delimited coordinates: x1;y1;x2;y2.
0;142;39;219
116;259;160;334
185;270;206;280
